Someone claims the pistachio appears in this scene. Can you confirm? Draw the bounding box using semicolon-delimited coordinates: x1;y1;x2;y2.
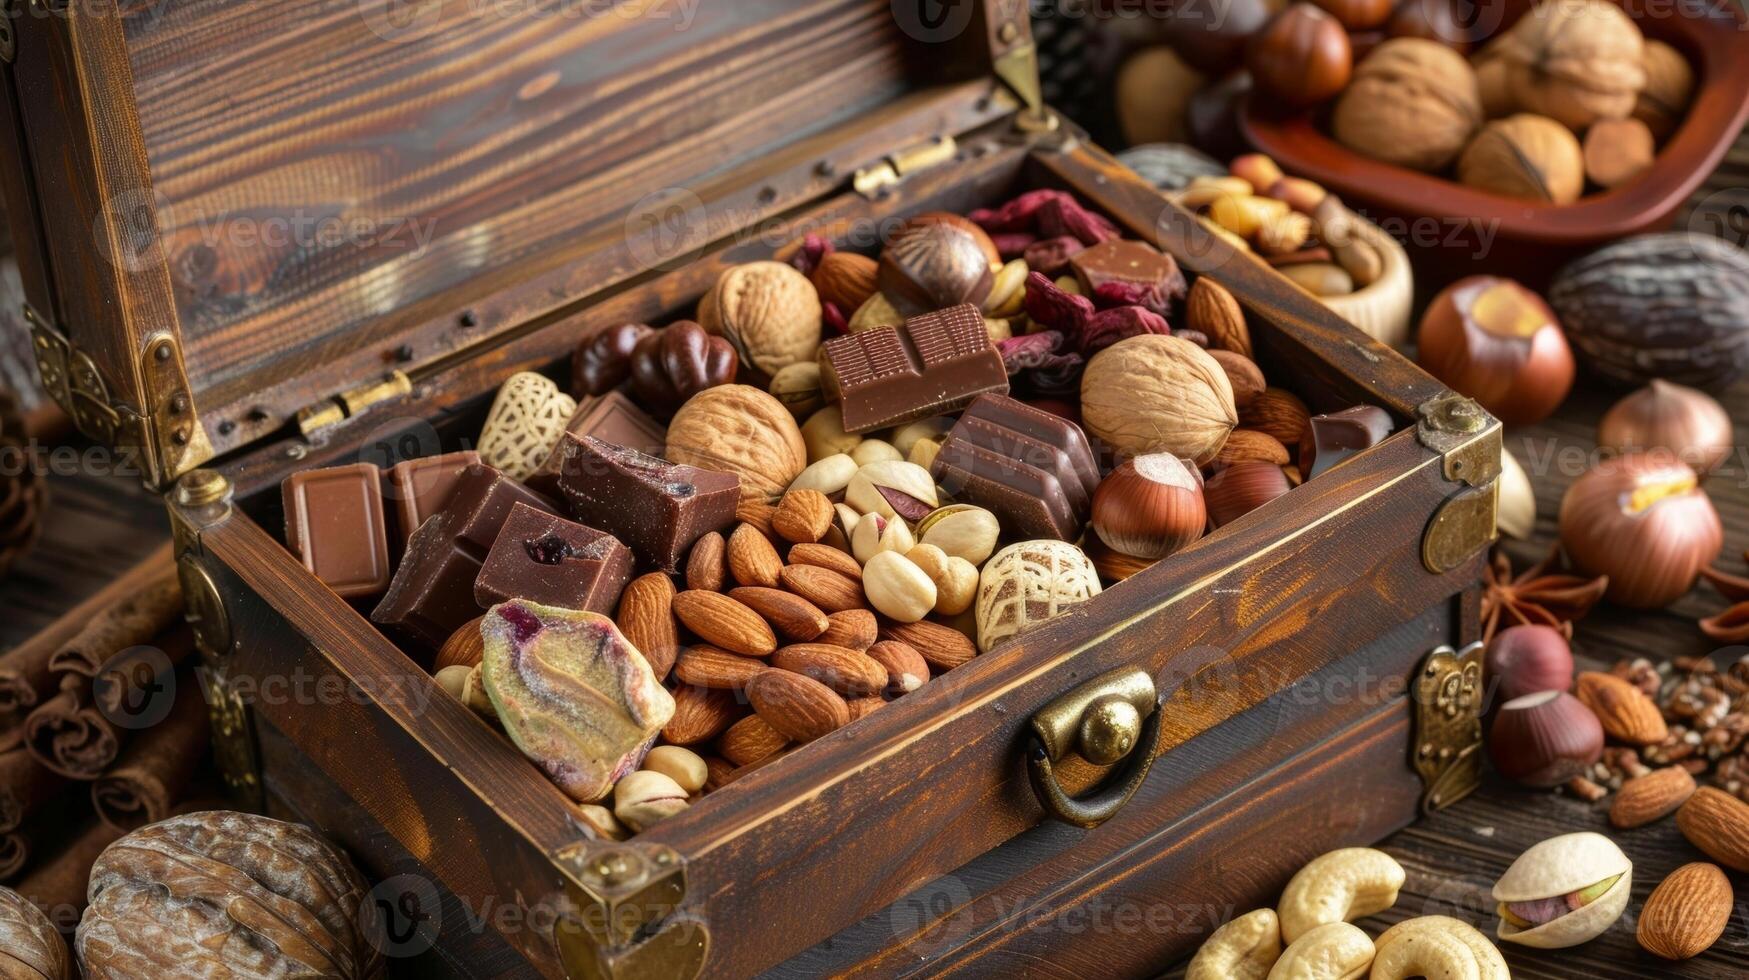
916;504;1001;567
790;454;858;495
845;461;939;522
1492;831;1632;948
802;405;861;462
851;511;915;565
891;416;954;458
850;439;902;466
862;552;937;623
613;770;690;832
574;803;628;841
641;745;708;794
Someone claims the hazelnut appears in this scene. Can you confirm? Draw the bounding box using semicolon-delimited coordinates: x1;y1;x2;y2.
666;385;807;504
1092;454;1206;560
699;261;823;377
1080;335;1238;465
1333;38;1482;171
905;543;979;616
1245;4;1353;109
1458;113;1584;205
850;511;916;566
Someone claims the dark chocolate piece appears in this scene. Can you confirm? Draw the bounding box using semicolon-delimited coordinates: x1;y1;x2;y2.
527;392;667;496
930;394;1100;541
1069;239;1183;298
819;304;1008;433
1305;405;1395;479
372;464;558;648
474;503;634;614
554;435;738;573
385;450;481;547
282;463;392;599
878;223;995;315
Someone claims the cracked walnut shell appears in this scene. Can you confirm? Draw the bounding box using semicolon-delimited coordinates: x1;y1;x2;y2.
75;811;383;978
699;261;823;377
1080;334;1237;465
1458;113;1585;204
668;385;808;504
1332;38;1482;171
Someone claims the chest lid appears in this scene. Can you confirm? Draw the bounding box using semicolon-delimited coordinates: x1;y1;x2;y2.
7;0;1038;487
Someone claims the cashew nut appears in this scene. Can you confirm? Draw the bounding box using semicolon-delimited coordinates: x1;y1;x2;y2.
1279;847;1405;943
1187;908;1281;980
1266;921;1374;980
1370;915;1508;980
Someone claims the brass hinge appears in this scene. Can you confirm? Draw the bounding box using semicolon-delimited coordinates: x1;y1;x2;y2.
853;135;958;198
295;370;414;440
26;303;212;489
1413;642;1484;814
1416;394;1501;575
551;841;708;980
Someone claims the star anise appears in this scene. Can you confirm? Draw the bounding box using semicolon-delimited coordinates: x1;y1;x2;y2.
1699;565;1749;644
1482;546;1609;644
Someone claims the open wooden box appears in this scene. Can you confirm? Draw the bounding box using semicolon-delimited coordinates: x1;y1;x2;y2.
1;1;1501;975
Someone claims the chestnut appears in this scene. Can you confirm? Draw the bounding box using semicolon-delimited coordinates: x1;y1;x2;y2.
1092;454;1207;560
1245;4;1354;110
1386;0;1476;54
1204;460;1293;527
1417;276;1575;425
1485;625;1574;706
1489;690;1603;788
1559;454;1723;609
1598;380;1734;476
1313;0;1394;30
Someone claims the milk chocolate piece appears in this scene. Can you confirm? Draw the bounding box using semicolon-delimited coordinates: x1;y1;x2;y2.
282;463;392;598
475;503;634;613
554;435;738;573
931;394;1100;540
1305;405;1395;478
1069;238;1184;298
386;451;481;546
819;304;1008;433
527;392;667;496
372;464;558;648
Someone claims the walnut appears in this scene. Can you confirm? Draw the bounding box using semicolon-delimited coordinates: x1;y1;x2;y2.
1080;334;1237;465
698;261;823;377
667;384;807;503
1457;113;1585;204
1501;0;1644;131
76;811;382;978
1633;39;1694;142
0;886;68;979
1332;38;1482;171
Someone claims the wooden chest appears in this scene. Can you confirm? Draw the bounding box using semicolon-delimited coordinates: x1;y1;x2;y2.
0;1;1500;975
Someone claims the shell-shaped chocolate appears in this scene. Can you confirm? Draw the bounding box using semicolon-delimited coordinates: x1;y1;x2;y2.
879;223;995;316
75;812;383;979
1548;232;1749;391
0;886;69;980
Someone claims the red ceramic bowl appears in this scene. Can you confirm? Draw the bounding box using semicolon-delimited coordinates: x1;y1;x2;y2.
1241;0;1749;288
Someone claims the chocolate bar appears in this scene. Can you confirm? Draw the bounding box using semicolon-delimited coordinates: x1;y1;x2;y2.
819;304;1008;433
385;450;481;546
282;463;392;599
1304;405;1394;479
474;503;634;613
372;464;558;648
554;435;738;573
931;394;1101;540
527;392;667;496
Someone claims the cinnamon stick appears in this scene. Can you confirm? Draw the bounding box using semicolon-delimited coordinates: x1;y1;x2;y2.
25;631;193;781
24;682;117;780
48;561;182;679
15;818;125;934
90;678;208;832
0;749;62;834
0;542;174;750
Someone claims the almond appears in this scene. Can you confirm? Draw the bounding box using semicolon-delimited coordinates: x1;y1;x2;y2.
879;619;976;671
1677;786;1749;871
1576;671;1669;746
787;542;863;582
727;523;783;588
685;532;727;592
674;645;767;690
779;564;866;613
1610;766;1696;829
718;714;790;767
771;643;888;698
1187;277;1251;358
747;669;850;743
1206;350;1265;409
811;251;879;312
736;499;779;540
661;685;744;745
1215;428;1291;466
866;640;930;695
434;615;486;672
818;609;878;651
1637;862;1732;959
1241;387;1311;447
772;489;834;544
845;696;885;722
615;573;680;678
672;590;777;657
728;587;829;641
702;754;737;792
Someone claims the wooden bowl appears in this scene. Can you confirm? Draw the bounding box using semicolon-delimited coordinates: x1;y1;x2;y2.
1320;213;1414;348
1240;0;1749;288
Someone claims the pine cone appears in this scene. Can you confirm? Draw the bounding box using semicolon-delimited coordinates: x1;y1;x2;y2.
0;390;44;578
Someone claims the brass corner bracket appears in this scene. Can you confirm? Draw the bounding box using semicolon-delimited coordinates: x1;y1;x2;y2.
1413;642;1484;814
1416;394;1501;575
26;304;213;489
551;840;708;980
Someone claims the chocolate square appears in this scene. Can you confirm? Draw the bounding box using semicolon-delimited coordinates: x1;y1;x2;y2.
385;450;481;547
818;304;1008;433
474;503;634;613
554;435;738;573
930;394;1100;541
527;392;667;496
283;463;392;599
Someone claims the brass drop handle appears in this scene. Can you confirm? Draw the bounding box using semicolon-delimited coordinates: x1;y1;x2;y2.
1025;669;1163;829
